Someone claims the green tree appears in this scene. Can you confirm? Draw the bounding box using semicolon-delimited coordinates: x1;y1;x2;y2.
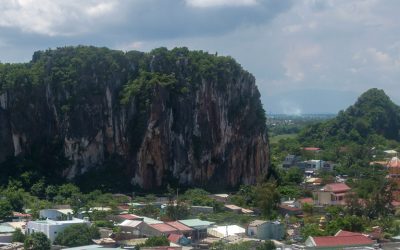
136;204;160;219
284;167;304;184
0;199;12;219
302;203;313;215
301;223;325;239
255;182;280;219
45;185;58;201
24;232;51;250
12;228;26;242
30;179;46;197
165;200;190;220
365;180;395;219
54;224;100;247
141;236;169;247
257;241;276;250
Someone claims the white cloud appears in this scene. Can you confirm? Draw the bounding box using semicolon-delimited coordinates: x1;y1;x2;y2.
185;0;258;8
85;2;116;17
282;24;303;33
0;0;118;36
282;44;321;82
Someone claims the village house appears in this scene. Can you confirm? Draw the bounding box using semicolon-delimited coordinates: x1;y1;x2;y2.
178;219;214;241
224;204;254;215
305;230;375;249
282;154;301;169
10;212;32;222
313;183;351;206
165;221;192;236
247;220;285;240
190;205;214;215
168;233;191;246
142;223;180;237
210;194;230;203
207;225;245;238
26;218;89;242
39;208;74;220
118;220;144;238
388;156;400;200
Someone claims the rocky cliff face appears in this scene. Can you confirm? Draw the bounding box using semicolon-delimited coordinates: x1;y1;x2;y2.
0;46;269;190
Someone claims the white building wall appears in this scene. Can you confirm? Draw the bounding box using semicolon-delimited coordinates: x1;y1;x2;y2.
26;219;88;242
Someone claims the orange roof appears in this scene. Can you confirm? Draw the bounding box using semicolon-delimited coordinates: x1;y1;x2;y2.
119;214;139;220
149;223;179;233
388;157;400;168
303;147;321;151
312;235;373;247
166;221;193;232
323;183;351;193
168;233;183;243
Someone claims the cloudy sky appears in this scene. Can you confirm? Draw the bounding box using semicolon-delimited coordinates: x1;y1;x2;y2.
0;0;399;114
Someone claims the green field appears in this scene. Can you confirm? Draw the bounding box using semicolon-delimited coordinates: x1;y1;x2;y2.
270;133;297;143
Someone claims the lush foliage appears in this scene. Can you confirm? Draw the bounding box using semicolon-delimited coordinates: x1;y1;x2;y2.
299;88;400;146
12;228;26;243
210;240;275;250
0;46;266;192
24;232;51;250
0;199;12;219
54;224;100;247
140;236;169;248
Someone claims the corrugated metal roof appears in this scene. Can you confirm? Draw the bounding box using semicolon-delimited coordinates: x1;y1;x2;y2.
119;220;143;228
166;221;193;232
178;219;214;229
149;223;179;233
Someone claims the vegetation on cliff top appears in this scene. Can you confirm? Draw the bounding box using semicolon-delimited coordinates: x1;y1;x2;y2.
0;46;267;192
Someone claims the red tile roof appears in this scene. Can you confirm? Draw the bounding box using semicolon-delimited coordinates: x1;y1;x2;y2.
324;183;351;193
303;147;321;151
150;223;179;233
312;235;373;247
166;221;193;232
12;212;31;218
168;233;183;243
119;214;140;220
